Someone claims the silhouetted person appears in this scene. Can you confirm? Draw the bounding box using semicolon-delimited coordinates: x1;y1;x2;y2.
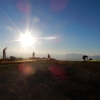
82;55;88;61
48;54;50;59
32;52;35;58
3;47;7;59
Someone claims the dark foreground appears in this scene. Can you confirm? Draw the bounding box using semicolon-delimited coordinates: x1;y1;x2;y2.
0;61;100;100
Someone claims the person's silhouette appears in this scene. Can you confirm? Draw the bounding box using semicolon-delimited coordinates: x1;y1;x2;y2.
3;47;7;59
32;52;35;58
48;54;50;58
82;55;88;61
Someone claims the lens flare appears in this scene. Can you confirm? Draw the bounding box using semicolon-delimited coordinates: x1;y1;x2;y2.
49;64;68;80
18;63;36;76
19;33;35;47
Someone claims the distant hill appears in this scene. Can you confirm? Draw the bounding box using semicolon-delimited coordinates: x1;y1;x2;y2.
52;53;100;61
47;53;83;61
65;53;100;61
90;55;100;60
0;52;100;61
65;53;83;61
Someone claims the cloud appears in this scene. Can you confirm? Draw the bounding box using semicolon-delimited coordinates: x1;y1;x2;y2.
32;17;40;23
44;37;57;39
6;26;16;33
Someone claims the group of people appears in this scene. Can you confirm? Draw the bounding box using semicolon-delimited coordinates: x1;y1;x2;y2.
2;47;51;60
82;55;92;61
2;47;92;61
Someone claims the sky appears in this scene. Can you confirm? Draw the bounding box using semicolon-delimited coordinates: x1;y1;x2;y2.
0;0;100;58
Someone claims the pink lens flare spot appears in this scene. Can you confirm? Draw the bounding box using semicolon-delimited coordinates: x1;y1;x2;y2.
17;0;31;14
18;63;35;76
49;64;68;80
50;0;69;12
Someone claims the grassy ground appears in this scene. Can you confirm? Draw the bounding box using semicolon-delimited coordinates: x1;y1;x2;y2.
0;61;100;100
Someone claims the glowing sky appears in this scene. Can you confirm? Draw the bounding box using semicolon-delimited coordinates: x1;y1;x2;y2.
0;0;100;58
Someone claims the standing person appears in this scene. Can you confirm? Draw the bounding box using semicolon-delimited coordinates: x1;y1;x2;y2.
3;47;7;59
32;52;35;58
48;54;50;59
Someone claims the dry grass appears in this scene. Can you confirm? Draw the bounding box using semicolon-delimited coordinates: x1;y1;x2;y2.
0;61;100;100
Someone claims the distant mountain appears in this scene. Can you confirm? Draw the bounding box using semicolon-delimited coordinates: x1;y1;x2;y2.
90;55;100;60
50;53;100;61
0;52;100;61
65;53;83;61
45;53;83;60
65;53;100;61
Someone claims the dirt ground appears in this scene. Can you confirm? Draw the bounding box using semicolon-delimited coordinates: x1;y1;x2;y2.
0;61;100;100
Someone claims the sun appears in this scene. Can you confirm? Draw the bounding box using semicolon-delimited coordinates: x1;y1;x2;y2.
19;33;35;47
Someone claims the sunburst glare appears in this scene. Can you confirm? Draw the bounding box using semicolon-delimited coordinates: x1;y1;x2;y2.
0;6;57;50
19;33;35;47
